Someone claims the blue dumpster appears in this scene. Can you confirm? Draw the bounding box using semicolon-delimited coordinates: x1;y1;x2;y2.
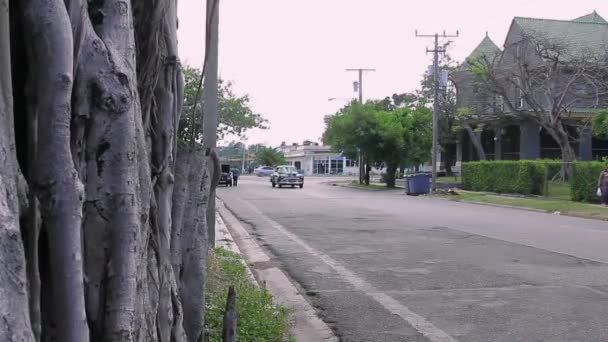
406;173;431;195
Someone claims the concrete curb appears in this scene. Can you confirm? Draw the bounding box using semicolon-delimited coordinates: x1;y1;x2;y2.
216;200;338;342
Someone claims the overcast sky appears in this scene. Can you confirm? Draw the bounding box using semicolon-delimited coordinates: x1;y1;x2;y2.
177;0;608;147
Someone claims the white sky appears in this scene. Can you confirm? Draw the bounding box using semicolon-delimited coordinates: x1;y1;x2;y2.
177;0;608;147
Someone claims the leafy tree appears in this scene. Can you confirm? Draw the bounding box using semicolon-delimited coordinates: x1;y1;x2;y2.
593;110;608;139
255;146;287;167
323;102;432;187
179;66;268;146
323;102;382;184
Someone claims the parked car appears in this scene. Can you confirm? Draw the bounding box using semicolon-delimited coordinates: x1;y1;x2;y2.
271;165;304;188
254;166;274;177
219;164;233;186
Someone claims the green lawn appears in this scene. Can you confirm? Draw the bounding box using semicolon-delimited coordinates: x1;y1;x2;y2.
449;191;608;220
436;176;460;184
545;181;571;200
205;248;292;342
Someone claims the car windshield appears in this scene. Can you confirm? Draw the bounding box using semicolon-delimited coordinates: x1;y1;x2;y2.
277;166;297;173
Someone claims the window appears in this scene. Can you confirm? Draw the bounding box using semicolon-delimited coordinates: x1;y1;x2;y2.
313;159;327;175
494;95;505;113
345;159;357;167
514;78;524;110
330;159;343;174
517;89;525;109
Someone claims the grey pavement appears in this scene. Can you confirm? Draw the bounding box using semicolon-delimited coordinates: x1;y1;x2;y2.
218;176;608;342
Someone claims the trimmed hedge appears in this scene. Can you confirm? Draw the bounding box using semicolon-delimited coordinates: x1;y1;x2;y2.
571;162;604;203
462;161;545;195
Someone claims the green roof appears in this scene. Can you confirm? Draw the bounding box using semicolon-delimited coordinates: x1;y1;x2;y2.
456;34;501;72
573;11;607;24
467;34;501;59
512;14;608;56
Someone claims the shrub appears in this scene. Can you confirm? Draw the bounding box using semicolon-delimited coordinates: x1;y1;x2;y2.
571;162;605;203
462;161;545;195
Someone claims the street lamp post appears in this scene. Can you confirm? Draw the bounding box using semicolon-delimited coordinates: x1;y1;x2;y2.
241;136;247;174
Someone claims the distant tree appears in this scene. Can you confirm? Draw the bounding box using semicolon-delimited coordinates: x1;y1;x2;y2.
375;107;432;187
374;93;419;112
592;110;608;139
417;52;488;168
218;141;245;161
179;66;268;146
323;102;432;187
323;102;380;185
255;146;287;167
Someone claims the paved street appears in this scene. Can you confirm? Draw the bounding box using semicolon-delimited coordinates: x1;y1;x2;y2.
218;176;608;342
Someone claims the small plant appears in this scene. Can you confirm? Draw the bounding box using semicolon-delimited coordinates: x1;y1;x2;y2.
205;248;291;342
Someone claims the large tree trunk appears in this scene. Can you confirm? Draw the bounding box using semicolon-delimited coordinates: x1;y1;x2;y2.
0;2;35;340
24;0;89;340
546;123;576;180
385;163;398;188
1;0;213;341
463;123;487;161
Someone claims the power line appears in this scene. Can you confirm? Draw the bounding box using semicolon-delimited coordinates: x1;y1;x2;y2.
415;30;458;192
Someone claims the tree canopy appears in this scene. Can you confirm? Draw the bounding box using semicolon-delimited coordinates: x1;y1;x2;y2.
179;66;268;146
323;102;432;187
254;146;287;167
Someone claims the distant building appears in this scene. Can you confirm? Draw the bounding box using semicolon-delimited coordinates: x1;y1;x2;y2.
281;144;358;176
450;11;608;169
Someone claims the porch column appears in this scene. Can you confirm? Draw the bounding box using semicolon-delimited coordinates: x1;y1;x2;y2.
578;127;593;161
456;133;463;170
494;126;502;160
520;121;541;160
474;130;482;160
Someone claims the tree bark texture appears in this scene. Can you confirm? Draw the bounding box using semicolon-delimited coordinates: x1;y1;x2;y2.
0;0;212;341
462;123;487;161
0;1;35;340
385;163;398;188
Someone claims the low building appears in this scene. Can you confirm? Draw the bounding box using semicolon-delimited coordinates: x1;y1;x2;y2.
282;144;358;176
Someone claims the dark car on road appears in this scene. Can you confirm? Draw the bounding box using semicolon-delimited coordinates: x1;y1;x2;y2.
219;164;233;186
271;165;304;188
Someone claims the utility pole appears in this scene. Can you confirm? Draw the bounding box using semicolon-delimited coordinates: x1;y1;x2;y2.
415;30;458;192
346;68;375;184
204;0;219;246
241;136;247;174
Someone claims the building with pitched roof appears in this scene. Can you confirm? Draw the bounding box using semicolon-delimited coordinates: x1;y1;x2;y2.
450;11;608;168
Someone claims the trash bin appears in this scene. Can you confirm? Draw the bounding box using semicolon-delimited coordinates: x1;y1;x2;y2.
406;173;431;195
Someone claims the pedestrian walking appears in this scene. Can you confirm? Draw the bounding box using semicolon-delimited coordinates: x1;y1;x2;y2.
598;167;608;206
232;168;240;186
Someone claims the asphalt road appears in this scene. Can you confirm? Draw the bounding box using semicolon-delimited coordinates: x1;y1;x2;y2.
217;176;608;342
